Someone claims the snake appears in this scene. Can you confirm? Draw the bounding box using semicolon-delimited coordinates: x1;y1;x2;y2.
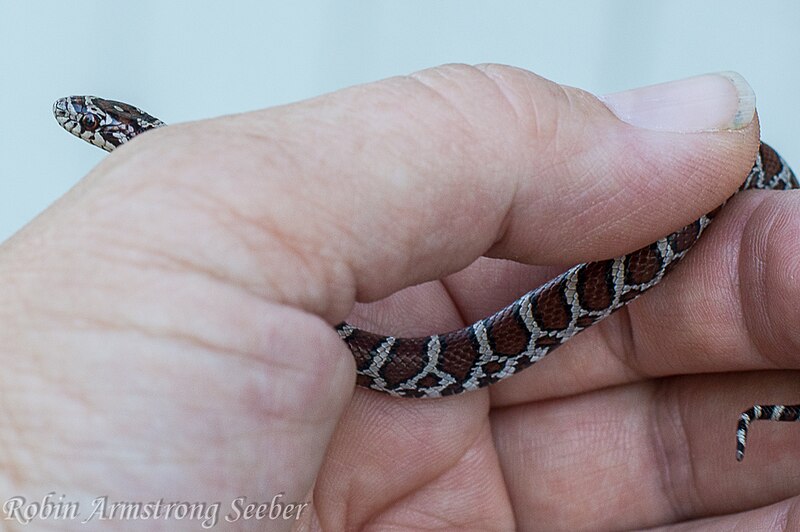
54;94;799;460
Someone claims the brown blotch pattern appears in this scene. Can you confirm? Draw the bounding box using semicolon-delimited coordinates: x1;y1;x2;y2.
533;281;571;330
669;222;701;254
760;144;783;177
487;308;531;356
577;260;615;310
438;335;481;383
625;245;661;285
380;338;428;388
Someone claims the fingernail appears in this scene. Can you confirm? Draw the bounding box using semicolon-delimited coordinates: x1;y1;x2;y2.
600;72;755;132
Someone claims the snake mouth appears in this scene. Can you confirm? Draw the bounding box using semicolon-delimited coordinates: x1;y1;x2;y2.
52;96;90;137
52;97;72;127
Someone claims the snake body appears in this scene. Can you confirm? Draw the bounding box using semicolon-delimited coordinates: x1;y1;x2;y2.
54;95;799;459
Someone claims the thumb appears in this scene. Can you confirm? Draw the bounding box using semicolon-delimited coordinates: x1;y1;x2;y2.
237;67;759;316
61;66;761;320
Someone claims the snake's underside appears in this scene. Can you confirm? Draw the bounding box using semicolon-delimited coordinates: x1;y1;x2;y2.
54;95;799;460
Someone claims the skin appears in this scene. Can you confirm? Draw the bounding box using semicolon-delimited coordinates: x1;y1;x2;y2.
0;64;798;531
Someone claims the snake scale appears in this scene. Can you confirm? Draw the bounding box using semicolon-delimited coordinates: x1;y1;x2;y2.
54;95;798;460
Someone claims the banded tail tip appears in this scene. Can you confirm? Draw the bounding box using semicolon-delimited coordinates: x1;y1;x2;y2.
735;412;751;462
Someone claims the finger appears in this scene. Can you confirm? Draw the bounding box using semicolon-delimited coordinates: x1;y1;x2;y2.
312;391;511;529
647;502;799;532
634;190;800;375
491;371;800;529
485;188;800;404
75;66;759;321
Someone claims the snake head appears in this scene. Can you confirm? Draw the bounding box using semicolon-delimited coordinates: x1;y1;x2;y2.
53;96;165;152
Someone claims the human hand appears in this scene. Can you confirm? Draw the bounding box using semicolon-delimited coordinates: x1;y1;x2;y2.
1;66;797;530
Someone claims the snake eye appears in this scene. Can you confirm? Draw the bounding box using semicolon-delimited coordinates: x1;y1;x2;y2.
80;113;99;131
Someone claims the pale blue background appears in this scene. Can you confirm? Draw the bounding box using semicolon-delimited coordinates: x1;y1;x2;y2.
1;1;798;241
